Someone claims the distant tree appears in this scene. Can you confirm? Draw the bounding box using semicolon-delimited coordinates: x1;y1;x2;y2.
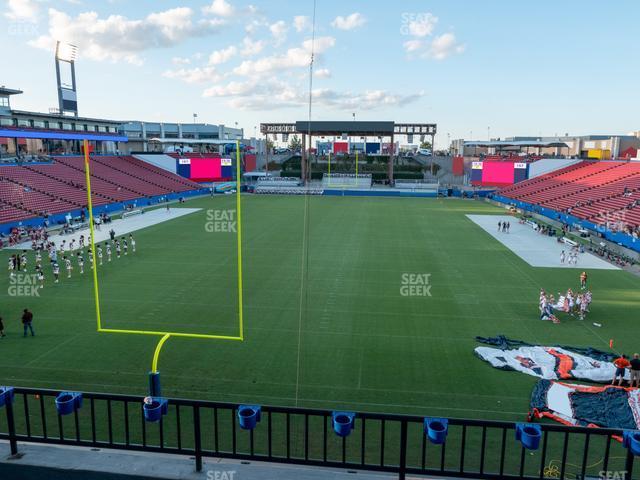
266;138;274;153
420;140;432;150
288;135;302;151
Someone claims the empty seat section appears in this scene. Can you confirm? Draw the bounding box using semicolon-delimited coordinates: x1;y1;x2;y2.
499;161;640;229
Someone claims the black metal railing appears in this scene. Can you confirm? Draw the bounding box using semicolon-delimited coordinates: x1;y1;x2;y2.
0;387;636;479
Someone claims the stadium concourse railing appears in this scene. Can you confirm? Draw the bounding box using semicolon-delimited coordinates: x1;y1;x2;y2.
0;387;637;480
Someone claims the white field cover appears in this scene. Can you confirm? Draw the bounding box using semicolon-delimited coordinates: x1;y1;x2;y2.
475;345;628;383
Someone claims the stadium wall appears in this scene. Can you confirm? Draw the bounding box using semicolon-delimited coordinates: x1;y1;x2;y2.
323;189;437;197
321;188;494;198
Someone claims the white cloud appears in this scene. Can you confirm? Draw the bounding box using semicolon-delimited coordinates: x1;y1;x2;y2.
403;40;423;53
201;76;423;112
302;36;336;53
240;37;265;56
331;13;366;31
208;45;237;65
314;68;331;78
202;0;234;17
244;18;268;34
406;13;438;37
163;66;222;84
293;15;310;32
203;79;260;97
269;20;288;45
29;7;225;64
203;79;305;110
311;88;424;110
401;12;464;61
429;33;465;60
172;56;191;65
4;0;39;21
233;36;335;76
403;33;465;60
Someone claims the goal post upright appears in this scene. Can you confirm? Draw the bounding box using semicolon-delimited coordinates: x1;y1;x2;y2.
84;143;244;341
83;139;102;332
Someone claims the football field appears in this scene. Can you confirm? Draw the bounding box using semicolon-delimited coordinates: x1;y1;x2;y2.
1;195;639;422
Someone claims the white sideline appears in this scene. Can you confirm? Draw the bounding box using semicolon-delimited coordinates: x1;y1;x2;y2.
466;214;619;270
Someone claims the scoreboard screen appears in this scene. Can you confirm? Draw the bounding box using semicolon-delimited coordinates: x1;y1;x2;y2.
471;161;529;186
176;157;233;182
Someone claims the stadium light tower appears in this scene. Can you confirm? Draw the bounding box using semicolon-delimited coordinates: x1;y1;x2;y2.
55;41;79;117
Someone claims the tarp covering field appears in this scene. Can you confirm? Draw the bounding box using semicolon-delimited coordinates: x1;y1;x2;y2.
475;337;640;431
474;336;625;383
531;380;640;430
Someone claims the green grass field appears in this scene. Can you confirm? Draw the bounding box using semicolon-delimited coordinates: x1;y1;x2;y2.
2;195;640;424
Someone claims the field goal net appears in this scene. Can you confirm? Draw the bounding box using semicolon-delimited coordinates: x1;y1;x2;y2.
322;173;372;189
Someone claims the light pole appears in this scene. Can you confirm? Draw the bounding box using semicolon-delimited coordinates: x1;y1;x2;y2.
193;113;197;124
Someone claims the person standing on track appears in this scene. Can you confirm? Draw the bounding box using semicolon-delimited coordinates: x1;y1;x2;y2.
580;271;588;290
8;255;15;280
52;262;60;283
21;308;34;337
612;354;630;386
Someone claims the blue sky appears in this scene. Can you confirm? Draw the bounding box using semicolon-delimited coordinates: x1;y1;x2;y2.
1;0;638;146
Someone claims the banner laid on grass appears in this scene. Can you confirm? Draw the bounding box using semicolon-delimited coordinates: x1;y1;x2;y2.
474;335;626;383
530;379;640;431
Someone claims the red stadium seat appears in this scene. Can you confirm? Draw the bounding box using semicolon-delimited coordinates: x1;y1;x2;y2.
499;161;640;229
0;156;203;225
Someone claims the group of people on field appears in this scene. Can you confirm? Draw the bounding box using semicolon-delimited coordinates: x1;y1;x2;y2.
612;353;640;387
539;272;591;323
8;231;137;287
497;221;511;233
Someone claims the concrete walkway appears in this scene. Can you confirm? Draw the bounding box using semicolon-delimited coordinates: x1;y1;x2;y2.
467;214;619;270
8;208;201;251
0;441;412;480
